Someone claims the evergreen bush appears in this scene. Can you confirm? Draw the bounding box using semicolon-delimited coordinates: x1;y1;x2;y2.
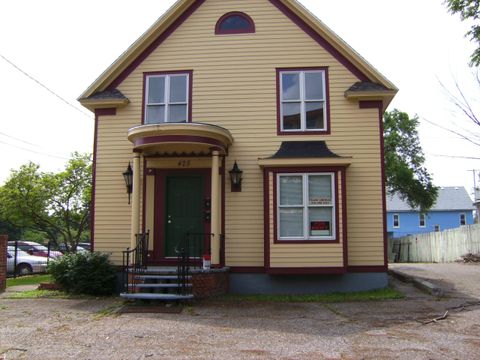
48;252;116;295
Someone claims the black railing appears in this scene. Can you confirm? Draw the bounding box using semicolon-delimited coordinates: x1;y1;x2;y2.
122;231;150;294
175;233;213;295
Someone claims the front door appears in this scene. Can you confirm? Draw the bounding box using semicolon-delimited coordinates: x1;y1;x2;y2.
164;174;205;258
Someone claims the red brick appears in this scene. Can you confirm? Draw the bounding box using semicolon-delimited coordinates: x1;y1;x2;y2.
0;235;7;293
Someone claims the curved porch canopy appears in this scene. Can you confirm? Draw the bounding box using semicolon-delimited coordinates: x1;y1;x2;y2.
127;122;233;155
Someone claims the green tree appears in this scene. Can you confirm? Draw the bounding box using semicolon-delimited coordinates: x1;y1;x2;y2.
445;0;480;66
0;152;92;252
384;109;438;211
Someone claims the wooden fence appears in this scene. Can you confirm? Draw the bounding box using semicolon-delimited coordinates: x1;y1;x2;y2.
389;224;480;263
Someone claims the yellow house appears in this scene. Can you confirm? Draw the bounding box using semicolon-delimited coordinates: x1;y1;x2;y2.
79;0;397;298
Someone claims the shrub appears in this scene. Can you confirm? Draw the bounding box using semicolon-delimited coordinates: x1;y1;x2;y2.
48;252;116;296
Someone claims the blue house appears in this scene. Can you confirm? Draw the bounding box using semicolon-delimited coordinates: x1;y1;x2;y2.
387;187;475;238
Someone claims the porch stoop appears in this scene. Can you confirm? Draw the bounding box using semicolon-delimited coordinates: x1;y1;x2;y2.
120;267;194;301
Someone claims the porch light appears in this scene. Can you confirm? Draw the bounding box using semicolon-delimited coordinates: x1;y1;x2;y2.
229;161;243;192
123;163;133;204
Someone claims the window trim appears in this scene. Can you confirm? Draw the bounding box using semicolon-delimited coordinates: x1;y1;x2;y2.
419;213;426;228
393;213;400;228
460;212;466;226
215;11;255;35
142;70;193;125
273;169;340;244
276;67;330;135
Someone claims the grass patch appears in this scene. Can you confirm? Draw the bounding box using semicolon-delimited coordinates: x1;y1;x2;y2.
4;290;71;299
217;287;404;303
7;274;52;287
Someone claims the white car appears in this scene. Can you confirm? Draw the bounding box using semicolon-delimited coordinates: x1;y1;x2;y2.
7;246;49;275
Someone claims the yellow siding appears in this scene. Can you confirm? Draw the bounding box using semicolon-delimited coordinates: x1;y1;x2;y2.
94;0;385;267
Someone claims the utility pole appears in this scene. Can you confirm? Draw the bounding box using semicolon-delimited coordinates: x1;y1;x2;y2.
469;169;480;223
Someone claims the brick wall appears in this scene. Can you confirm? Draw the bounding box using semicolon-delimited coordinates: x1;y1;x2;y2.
192;271;229;299
0;235;7;293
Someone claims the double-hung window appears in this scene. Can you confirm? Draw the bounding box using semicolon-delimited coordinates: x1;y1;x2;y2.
460;213;466;226
145;73;189;124
393;214;400;228
419;213;426;228
278;173;335;240
279;70;327;132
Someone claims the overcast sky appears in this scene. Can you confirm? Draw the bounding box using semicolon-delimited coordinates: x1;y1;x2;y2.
1;0;479;198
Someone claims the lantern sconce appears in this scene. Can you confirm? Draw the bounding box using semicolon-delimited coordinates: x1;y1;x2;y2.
123;163;133;204
229;161;243;192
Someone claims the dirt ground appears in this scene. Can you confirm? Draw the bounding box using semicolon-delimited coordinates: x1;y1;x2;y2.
0;264;479;360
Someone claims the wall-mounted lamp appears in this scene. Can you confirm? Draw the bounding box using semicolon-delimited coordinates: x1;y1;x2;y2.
123;163;133;204
229;161;243;192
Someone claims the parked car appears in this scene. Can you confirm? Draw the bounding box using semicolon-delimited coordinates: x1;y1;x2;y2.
77;242;91;251
7;246;48;275
8;241;63;259
57;243;88;254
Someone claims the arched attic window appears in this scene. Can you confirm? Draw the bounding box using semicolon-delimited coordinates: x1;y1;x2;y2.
215;12;255;35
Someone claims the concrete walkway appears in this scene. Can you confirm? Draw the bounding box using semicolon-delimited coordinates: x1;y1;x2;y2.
389;263;480;300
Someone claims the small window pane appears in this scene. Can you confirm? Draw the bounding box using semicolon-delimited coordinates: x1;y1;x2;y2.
146;105;165;124
280;176;303;205
168;104;187;123
220;15;251;32
280;208;304;237
309;208;333;237
282;73;300;100
148;77;165;104
305;72;324;100
282;103;301;130
308;175;332;205
306;102;324;129
169;75;187;103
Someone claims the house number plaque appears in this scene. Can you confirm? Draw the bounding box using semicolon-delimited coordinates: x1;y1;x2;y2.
177;160;191;167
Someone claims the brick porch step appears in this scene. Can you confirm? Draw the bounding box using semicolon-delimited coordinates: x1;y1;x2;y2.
120;292;194;301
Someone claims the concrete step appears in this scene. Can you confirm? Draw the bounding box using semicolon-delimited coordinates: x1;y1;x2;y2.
120;292;194;301
133;283;192;289
135;275;191;281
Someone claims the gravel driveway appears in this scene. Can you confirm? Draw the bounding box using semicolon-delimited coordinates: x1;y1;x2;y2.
0;265;479;359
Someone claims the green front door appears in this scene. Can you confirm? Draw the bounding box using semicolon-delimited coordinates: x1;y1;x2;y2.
164;175;204;257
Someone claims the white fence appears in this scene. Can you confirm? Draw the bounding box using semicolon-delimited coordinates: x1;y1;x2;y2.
389;224;480;263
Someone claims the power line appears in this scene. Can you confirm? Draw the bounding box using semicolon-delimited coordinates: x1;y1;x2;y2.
0;131;41;148
0;53;92;120
0;139;69;160
428;153;480;160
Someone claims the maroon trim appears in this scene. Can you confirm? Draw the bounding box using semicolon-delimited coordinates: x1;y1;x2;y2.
134;135;226;153
107;0;206;90
359;100;387;268
347;265;387;273
272;167;342;244
92;108;117;251
215;11;256;35
269;0;369;82
267;267;346;275
276;67;331;136
141;158;149;235
263;168;270;270
142;70;193;124
230;266;266;273
341;167;348;268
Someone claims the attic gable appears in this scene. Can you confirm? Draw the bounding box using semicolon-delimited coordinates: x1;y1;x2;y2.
79;0;397;106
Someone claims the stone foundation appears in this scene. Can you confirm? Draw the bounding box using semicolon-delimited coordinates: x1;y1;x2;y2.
191;268;229;298
0;235;7;293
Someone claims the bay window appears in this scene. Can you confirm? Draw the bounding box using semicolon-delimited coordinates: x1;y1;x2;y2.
277;173;335;240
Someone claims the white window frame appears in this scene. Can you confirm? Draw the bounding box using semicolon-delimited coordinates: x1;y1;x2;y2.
419;213;426;228
279;70;327;132
460;213;466;226
393;213;400;228
145;73;189;124
277;172;336;241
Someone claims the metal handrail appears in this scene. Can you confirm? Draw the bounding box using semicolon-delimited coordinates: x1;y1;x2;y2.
122;231;149;294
